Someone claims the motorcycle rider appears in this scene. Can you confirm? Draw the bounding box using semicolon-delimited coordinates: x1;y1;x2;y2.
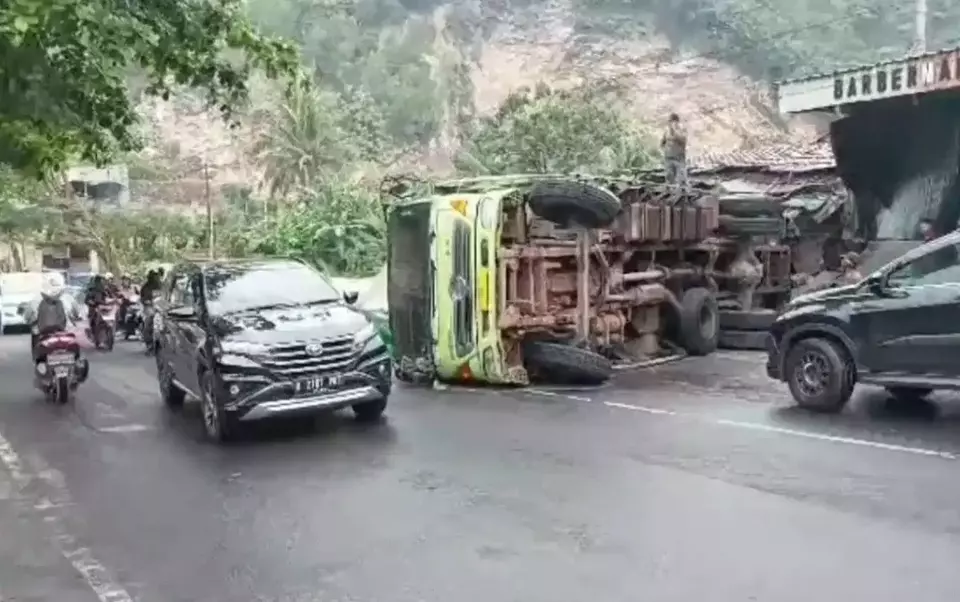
22;272;80;361
85;274;110;334
117;274;137;327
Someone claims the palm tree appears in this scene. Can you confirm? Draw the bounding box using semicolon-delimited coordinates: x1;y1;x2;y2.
253;83;353;198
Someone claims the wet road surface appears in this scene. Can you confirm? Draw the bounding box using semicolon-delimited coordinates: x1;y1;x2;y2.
1;336;959;601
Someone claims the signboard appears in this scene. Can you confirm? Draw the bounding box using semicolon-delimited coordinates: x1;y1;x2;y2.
777;48;960;114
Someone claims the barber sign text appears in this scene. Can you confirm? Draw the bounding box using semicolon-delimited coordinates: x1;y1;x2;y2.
833;49;960;103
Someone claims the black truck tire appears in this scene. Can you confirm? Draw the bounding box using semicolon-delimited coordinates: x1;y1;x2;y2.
718;215;782;236
522;340;613;385
527;180;622;229
718;329;768;350
719;309;777;332
678;287;719;356
717;195;779;217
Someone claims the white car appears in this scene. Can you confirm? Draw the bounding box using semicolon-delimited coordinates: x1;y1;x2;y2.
1;272;46;333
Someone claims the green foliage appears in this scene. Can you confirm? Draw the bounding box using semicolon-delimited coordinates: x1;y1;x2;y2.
0;0;300;177
247;0;475;150
457;85;659;175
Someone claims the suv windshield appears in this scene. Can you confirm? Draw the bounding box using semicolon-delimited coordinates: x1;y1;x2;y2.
203;261;340;314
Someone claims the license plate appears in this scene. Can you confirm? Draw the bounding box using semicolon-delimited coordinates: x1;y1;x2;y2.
48;352;73;365
53;366;69;377
294;375;339;394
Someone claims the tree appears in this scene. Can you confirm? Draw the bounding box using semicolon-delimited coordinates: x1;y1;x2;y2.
253;83;355;197
457;85;658;175
0;0;300;177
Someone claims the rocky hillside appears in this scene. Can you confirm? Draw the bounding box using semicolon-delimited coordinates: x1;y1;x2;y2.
136;0;819;192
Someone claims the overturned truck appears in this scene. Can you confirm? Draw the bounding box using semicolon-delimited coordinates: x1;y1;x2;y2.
383;174;790;385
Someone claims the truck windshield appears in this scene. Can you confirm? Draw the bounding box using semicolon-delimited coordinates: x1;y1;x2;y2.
452;219;475;356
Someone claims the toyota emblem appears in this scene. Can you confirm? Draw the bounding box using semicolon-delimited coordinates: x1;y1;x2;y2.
305;343;323;356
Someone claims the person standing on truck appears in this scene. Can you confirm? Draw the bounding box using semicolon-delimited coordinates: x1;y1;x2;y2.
661;113;688;187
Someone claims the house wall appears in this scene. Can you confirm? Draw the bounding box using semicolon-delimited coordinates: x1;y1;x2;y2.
831;93;960;239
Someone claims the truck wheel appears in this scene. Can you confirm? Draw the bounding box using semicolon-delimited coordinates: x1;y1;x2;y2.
522;340;613;385
677;287;719;356
885;386;932;402
718;329;768;350
718;309;777;332
527;180;621;229
784;338;854;413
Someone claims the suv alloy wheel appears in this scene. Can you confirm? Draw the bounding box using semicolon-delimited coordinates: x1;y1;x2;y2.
784;338;854;413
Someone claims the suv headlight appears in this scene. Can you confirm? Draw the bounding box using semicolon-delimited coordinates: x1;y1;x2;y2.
353;323;384;355
220;341;271;356
217;341;270;367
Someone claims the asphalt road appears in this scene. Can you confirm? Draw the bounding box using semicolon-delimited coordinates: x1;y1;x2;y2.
1;334;960;602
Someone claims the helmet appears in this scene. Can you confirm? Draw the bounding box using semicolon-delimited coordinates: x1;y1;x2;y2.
42;272;65;298
104;272;114;280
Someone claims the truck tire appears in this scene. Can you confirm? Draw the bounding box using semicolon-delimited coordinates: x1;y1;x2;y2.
719;309;777;331
522;340;613;385
718;215;782;236
717;195;779;217
678;287;719;356
527;180;621;229
718;329;768;350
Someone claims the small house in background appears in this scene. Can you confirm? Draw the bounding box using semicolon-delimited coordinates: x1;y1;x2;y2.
688;141;847;275
66;164;130;206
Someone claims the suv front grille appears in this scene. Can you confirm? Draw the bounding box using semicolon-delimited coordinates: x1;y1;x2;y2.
262;336;356;377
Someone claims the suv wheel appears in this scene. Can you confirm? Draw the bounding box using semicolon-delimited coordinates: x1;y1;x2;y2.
784;338;854;413
353;397;388;422
156;351;185;408
200;371;236;443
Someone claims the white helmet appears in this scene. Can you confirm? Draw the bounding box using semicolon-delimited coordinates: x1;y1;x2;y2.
104;272;114;280
42;272;65;298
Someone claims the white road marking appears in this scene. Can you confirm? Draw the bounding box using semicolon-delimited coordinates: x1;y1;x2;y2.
521;388;957;461
526;388;593;403
603;401;675;415
0;429;135;602
97;424;152;434
712;419;959;460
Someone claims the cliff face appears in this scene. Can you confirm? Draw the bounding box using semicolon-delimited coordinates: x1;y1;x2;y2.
135;0;818;195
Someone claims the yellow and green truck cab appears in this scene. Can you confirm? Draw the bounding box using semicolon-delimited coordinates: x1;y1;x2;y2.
386;184;517;385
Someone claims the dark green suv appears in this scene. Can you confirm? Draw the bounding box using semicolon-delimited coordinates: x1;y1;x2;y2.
767;231;960;412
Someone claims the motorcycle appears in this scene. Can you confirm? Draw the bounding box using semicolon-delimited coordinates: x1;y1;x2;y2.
122;294;143;340
34;330;89;405
87;300;118;351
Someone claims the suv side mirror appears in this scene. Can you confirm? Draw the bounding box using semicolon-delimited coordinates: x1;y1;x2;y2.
343;291;359;305
865;274;885;295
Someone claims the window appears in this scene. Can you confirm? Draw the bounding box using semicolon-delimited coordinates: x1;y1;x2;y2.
888;243;960;287
452;220;474;356
168;272;195;307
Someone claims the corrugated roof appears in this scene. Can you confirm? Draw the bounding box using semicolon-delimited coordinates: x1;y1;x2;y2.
776;44;960;86
689;141;835;173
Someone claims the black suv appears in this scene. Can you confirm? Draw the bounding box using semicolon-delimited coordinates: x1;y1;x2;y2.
153;259;391;442
767;231;960;413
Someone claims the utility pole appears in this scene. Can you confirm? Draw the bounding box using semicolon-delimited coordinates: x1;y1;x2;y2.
203;161;214;259
915;0;927;52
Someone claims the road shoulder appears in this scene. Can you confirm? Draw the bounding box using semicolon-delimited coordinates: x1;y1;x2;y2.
0;457;101;602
